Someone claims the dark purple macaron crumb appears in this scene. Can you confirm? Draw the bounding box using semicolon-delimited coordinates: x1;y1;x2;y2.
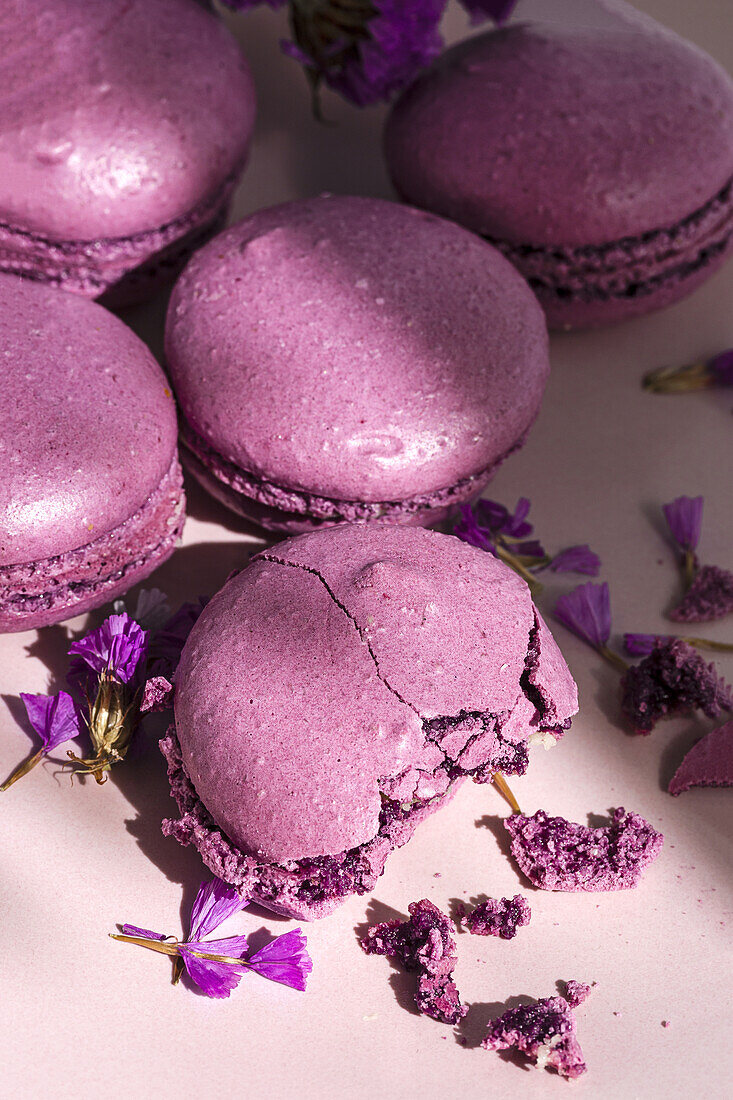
140;675;174;715
360;898;466;1024
562;980;592;1009
505;808;663;891
670;564;733;623
483;995;587;1079
464;895;531;939
620;639;733;734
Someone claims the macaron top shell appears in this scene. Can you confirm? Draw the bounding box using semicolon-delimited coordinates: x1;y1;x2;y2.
0;0;255;241
0;276;178;567
166;195;549;503
173;525;577;863
385;22;733;247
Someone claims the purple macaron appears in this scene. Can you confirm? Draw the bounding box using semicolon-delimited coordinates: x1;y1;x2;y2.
0;0;255;303
162;523;578;919
165;194;549;532
0;276;185;633
384;20;733;328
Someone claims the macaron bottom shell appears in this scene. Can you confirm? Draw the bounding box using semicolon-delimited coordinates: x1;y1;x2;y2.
180;422;529;534
0;457;185;633
0;169;241;305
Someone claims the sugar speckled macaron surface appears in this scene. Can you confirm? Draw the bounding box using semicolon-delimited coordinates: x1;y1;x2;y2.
385;21;733;327
162;524;578;919
165;195;549;531
0;276;185;632
0;0;255;301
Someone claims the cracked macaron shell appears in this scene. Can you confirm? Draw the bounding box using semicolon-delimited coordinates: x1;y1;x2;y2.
165;194;549;504
0;0;255;242
173;525;578;864
384;21;733;248
0;275;178;566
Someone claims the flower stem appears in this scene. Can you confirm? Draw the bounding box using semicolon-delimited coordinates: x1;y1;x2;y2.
683;549;697;590
642;361;711;393
0;748;44;792
492;772;521;814
684;637;733;653
495;543;544;596
110;934;179;956
599;645;629;673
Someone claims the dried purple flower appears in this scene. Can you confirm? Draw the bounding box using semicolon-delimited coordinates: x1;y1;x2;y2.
454;502;496;554
458;0;518;25
620;639;733;735
360;898;466;1024
663;495;703;560
483;995;587;1079
69;613;148;685
563;980;592;1009
112;878;311;999
554;582;626;670
463;895;531;939
505;808;663;891
670;564;733;623
668;719;733;796
643;348;733;392
624;631;733;657
1;691;82;791
546;545;601;576
476;496;533;539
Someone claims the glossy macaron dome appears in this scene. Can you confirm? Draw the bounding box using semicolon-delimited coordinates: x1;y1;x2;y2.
0;276;184;632
162;524;578;919
384;21;733;328
0;0;255;301
165;194;549;531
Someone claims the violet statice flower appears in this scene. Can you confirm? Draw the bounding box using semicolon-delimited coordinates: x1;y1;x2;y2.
624;633;674;656
670;564;733;623
69;613;148;685
554;582;626;670
668;719;733;796
477;496;533;539
663;495;703;556
463;895;531;939
2;691;82;791
546;545;601;576
112;878;312;999
483;995;587;1079
504;808;664;891
620;639;733;735
459;0;519;25
361;898;466;1024
454;503;496;553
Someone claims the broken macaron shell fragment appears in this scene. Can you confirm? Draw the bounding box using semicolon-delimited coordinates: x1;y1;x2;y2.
162;524;578;919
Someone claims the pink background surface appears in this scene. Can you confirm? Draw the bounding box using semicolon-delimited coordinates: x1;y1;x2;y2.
2;2;732;1097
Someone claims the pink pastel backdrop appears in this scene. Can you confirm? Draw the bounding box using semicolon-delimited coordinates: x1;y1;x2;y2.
2;2;731;1098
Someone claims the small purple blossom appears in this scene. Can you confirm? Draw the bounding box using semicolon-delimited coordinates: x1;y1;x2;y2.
113;878;311;999
361;898;466;1024
477;496;533;539
670;564;733;623
514;539;546;560
554;582;612;650
454;502;496;553
21;691;81;753
708;348;733;386
620;639;733;735
69;613;148;685
546;545;601;576
463;895;531;939
662;495;703;555
505;808;664;891
483;995;587;1079
459;0;519;25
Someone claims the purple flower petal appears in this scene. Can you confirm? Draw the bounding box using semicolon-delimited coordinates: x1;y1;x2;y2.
547;545;601;576
623;633;675;656
505;808;664;891
708;348;733;386
247;928;313;991
669;564;733;623
188;878;248;940
69;613;148;684
554;582;612;650
662;496;703;553
20;690;81;753
477;497;533;539
514;539;546;560
453;504;496;554
178;946;244;999
620;639;733;735
668;719;733;795
185;935;251;958
458;0;519;27
120;924;167;941
483;995;587;1079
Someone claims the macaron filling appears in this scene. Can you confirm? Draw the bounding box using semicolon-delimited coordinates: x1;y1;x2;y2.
488;177;733;308
180;418;527;529
162;608;572;920
0;455;184;631
0;169;241;299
